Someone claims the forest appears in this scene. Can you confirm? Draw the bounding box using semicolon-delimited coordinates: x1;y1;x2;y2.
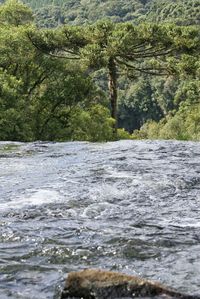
24;0;200;28
0;0;199;141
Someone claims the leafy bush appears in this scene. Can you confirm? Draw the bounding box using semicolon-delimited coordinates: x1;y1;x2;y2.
135;102;200;141
69;104;115;142
117;128;134;140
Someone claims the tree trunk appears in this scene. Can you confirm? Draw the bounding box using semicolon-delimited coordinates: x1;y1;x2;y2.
108;57;118;133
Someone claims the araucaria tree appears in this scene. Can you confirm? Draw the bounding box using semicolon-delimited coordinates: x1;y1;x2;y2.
28;20;199;132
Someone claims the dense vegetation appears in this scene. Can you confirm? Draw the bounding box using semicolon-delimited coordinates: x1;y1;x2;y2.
0;0;199;141
22;0;200;28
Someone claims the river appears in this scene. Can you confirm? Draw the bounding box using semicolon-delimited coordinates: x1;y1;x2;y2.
0;140;200;299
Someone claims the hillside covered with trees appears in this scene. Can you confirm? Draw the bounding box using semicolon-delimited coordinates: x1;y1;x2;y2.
22;0;200;28
0;0;199;141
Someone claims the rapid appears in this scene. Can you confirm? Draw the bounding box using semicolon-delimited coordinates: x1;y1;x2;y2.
0;140;200;298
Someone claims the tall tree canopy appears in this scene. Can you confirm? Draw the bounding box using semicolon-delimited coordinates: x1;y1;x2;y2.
0;0;113;141
28;20;199;131
0;0;199;141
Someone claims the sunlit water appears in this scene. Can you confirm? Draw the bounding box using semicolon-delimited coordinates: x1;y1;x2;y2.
0;140;200;299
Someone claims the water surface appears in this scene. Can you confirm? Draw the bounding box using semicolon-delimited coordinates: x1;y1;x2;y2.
0;140;200;298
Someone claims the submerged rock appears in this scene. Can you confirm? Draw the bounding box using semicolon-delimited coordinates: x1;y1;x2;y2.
61;269;200;299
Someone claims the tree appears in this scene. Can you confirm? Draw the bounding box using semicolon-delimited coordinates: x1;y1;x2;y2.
0;0;105;141
0;0;33;26
118;78;164;132
27;20;199;133
32;66;101;140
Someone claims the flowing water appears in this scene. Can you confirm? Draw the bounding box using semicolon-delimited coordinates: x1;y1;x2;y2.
0;140;200;299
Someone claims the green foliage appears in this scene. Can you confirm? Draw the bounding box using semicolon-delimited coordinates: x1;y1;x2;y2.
135;75;200;140
20;0;200;28
0;0;199;142
146;0;200;25
118;78;164;132
0;0;114;141
25;0;146;27
69;104;115;142
0;0;33;25
31;69;102;141
135;116;189;140
117;128;134;140
136;102;200;141
0;68;25;140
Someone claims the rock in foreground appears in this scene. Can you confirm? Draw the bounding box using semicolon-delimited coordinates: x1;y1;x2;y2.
61;269;200;299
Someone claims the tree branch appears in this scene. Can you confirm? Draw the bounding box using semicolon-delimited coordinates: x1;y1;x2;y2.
119;48;174;60
27;32;80;60
116;58;169;76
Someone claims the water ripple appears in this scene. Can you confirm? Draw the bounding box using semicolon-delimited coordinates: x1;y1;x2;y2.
0;140;200;298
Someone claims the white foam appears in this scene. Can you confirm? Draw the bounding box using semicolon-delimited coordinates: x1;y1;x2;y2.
88;184;130;203
81;202;115;218
0;189;62;211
